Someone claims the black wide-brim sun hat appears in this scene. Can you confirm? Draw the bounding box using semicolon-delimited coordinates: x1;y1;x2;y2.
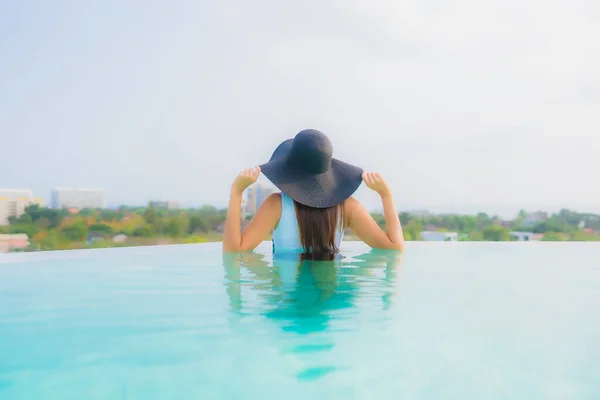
260;129;363;208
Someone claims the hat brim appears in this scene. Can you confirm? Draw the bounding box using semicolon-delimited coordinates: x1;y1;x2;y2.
260;157;363;208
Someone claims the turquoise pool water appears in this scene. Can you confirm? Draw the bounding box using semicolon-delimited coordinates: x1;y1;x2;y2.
1;242;599;399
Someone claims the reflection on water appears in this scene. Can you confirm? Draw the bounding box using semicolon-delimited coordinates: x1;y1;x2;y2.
223;250;403;319
222;250;403;378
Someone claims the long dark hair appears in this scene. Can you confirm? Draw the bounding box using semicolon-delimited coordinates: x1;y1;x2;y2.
294;200;343;260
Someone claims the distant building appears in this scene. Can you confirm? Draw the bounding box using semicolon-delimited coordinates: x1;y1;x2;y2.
510;231;537;241
0;234;29;253
523;211;548;227
245;184;275;215
420;231;458;241
0;189;43;226
0;201;9;226
52;188;106;210
149;200;180;210
0;189;33;199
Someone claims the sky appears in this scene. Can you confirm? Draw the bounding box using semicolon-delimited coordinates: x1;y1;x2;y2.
1;0;600;217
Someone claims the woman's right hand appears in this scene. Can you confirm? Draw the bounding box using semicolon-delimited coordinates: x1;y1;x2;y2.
362;172;391;198
232;166;261;194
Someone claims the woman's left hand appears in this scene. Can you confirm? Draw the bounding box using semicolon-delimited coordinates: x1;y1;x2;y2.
362;172;391;198
232;166;261;194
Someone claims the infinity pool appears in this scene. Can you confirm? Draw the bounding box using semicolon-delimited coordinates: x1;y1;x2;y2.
1;242;599;399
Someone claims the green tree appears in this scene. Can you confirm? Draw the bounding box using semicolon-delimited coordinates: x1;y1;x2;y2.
193;205;227;232
404;219;423;241
482;225;510;241
18;214;33;224
532;219;569;234
10;224;38;237
189;215;208;233
512;209;527;228
133;225;154;237
35;217;51;230
36;230;61;251
78;208;96;217
19;205;64;228
468;231;484;241
89;224;113;234
568;231;600;242
143;206;166;234
455;215;476;233
558;209;581;226
99;210;123;221
399;212;412;226
143;206;158;223
475;213;491;230
542;232;566;241
61;223;88;241
165;214;190;237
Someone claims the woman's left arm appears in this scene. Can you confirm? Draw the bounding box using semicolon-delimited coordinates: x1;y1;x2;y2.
223;167;281;252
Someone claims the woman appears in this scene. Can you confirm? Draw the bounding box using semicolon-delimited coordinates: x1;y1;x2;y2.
223;129;404;256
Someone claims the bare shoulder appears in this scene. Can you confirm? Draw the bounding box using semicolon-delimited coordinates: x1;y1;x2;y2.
343;196;362;225
267;192;282;203
343;196;361;212
262;192;282;210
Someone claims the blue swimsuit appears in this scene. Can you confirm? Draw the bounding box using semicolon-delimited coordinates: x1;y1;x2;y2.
272;193;344;253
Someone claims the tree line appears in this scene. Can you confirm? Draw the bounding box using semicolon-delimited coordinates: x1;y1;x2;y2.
2;204;599;251
1;204;228;251
373;209;600;241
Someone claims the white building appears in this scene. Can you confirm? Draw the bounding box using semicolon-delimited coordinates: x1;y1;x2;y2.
0;200;8;226
509;231;537;241
420;231;459;241
0;189;44;226
149;200;180;210
51;188;106;210
0;234;29;253
0;189;33;199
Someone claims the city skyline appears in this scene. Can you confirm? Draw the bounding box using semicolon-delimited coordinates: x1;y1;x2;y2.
3;184;600;220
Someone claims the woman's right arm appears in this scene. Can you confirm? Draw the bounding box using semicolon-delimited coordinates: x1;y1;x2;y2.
223;167;281;252
347;172;405;251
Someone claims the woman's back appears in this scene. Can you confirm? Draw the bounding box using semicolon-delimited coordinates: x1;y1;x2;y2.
272;193;344;253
